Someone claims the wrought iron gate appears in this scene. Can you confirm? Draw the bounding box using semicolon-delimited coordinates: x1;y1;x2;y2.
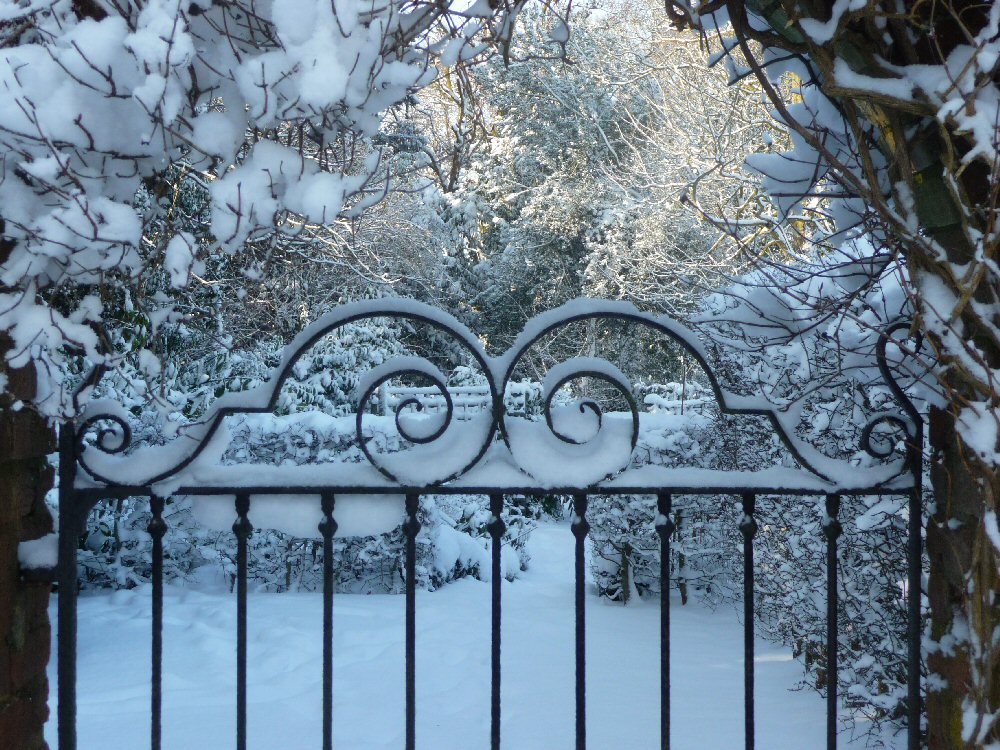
53;299;924;750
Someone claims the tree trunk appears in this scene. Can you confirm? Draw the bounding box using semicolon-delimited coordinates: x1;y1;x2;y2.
0;335;55;750
927;406;1000;748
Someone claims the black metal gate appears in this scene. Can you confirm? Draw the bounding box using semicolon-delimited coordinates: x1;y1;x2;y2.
53;300;923;750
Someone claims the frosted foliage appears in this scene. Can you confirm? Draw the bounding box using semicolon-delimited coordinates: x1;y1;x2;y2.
691;236;931;473
683;0;1000;476
0;0;521;414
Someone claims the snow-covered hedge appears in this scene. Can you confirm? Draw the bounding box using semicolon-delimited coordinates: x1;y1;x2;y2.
77;411;533;594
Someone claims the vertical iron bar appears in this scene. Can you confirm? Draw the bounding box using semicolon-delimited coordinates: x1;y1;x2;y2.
655;493;675;750
233;493;252;750
906;484;922;750
571;493;589;750
149;494;167;750
739;492;758;750
404;493;421;750
488;494;505;750
319;493;338;750
823;494;842;750
57;423;78;750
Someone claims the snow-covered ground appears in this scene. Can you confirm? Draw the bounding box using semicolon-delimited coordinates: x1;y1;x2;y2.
47;523;899;749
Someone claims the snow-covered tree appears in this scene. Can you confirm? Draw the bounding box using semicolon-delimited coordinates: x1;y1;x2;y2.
578;11;792;310
432;10;653;348
419;2;793;346
664;2;1000;745
0;0;533;413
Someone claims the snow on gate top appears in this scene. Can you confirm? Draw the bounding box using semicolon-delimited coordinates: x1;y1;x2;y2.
73;299;919;497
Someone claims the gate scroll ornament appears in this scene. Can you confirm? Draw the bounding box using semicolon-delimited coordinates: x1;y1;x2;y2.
54;299;924;750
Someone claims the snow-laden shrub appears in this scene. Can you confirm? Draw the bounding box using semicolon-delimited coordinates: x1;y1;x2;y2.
77;495;211;589
223;412;533;592
205;492;533;594
587;402;915;738
73;314;411;425
588;407;782;604
589;252;928;740
751;493;911;729
696;252;928;740
77;409;533;593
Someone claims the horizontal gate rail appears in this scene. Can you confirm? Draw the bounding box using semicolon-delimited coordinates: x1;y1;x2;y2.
53;300;924;750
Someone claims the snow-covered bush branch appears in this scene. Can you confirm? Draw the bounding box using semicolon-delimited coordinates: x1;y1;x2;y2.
0;0;550;415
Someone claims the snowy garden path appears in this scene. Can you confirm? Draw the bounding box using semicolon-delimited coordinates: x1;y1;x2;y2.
47;523;897;749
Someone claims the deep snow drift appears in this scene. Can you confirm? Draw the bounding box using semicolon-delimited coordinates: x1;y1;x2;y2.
47;523;900;749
